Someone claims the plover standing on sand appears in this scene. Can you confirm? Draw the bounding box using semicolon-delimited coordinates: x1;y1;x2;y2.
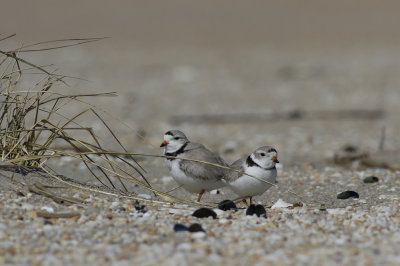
160;130;228;202
223;146;279;206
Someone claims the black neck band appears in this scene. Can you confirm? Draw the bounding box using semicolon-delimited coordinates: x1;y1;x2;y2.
246;155;275;170
165;143;188;160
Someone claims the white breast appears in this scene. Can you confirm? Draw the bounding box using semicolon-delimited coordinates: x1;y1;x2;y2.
228;164;277;198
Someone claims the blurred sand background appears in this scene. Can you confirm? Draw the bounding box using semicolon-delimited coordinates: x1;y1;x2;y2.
1;0;400;166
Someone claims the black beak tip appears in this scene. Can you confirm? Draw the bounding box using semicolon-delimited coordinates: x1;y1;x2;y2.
160;143;165;147
276;159;280;163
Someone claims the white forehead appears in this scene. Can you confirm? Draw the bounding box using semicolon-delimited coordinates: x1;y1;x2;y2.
164;134;173;141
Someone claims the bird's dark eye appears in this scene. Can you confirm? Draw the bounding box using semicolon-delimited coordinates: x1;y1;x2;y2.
174;137;180;140
260;153;266;156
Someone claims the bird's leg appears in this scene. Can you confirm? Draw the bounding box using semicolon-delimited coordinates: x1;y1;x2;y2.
197;189;205;202
249;196;253;205
242;199;249;207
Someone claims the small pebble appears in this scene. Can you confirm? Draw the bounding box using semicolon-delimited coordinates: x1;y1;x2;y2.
15;168;28;176
246;204;267;218
16;191;25;197
254;205;267;218
110;201;120;208
41;206;55;213
173;223;188;232
363;176;379;183
138;194;152;200
192;208;217;219
337;191;359;199
246;204;256;216
188;223;205;233
191;232;207;239
44;220;53;225
218;200;237;211
134;201;147;213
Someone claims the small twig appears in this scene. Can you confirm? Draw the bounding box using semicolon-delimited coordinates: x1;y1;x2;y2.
36;211;81;219
28;182;85;205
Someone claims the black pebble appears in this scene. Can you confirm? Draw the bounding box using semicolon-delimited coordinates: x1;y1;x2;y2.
246;204;267;218
134;200;147;213
254;205;267;218
363;176;379;183
343;145;358;153
44;220;53;225
337;191;359;199
218;200;237;211
173;223;188;232
15;168;28;176
246;204;256;216
16;191;25;197
188;223;205;233
192;208;217;219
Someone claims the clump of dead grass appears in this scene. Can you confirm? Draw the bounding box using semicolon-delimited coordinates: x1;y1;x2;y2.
0;34;208;207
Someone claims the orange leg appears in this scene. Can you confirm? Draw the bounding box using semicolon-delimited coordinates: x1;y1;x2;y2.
197;189;206;202
242;199;249;207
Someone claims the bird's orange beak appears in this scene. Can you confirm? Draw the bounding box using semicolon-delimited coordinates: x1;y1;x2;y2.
160;140;169;147
271;156;279;163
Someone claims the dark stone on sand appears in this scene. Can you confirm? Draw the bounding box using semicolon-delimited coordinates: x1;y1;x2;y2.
246;204;266;217
16;191;25;197
188;223;205;233
363;176;379;183
174;223;188;232
254;205;267;218
44;220;53;225
15;168;28;176
218;200;237;211
337;191;359;199
134;200;147;213
246;204;256;216
192;208;217;219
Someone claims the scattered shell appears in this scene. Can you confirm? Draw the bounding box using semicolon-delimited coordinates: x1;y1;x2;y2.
138;194;152;200
337;191;359;199
192;208;217;219
40;206;54;213
218;200;237;211
363;176;379;183
271;199;293;209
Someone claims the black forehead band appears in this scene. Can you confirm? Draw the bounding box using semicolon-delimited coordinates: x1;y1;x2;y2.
165;131;173;136
268;148;277;153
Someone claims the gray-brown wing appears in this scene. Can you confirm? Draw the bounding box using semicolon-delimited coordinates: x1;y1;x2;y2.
223;156;246;182
179;142;229;181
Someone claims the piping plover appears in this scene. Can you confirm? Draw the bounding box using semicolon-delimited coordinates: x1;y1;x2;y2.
160;130;228;201
223;146;279;206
